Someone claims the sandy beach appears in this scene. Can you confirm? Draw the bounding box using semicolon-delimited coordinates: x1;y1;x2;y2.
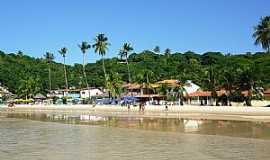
1;103;270;122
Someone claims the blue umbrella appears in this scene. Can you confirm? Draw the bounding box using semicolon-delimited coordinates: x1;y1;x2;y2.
122;96;138;104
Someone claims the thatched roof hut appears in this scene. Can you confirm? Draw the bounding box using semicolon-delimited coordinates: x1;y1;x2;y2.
34;93;46;100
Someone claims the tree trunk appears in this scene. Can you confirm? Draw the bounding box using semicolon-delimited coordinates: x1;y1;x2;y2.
63;57;68;90
102;56;107;89
83;53;91;100
246;89;252;106
126;55;131;83
228;90;232;106
48;64;52;91
102;56;107;76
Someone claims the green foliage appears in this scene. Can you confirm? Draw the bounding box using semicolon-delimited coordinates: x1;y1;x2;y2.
105;73;123;98
93;33;110;57
58;47;67;58
119;43;133;82
153;46;160;53
79;41;91;90
0;50;270;99
253;16;270;52
93;33;110;84
78;41;91;54
58;47;69;89
17;76;41;99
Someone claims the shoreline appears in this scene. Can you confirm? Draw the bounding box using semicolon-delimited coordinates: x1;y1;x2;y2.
1;104;270;122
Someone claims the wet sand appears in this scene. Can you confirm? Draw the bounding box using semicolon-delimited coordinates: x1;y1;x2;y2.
1;104;270;122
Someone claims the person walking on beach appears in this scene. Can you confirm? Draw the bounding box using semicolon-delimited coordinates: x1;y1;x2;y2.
8;102;15;108
165;105;168;111
92;101;96;108
127;104;130;110
142;103;145;112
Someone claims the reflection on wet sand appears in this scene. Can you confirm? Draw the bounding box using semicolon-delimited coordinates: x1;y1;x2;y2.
5;113;270;139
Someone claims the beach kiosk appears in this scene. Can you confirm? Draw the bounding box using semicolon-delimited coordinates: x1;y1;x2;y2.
33;93;46;104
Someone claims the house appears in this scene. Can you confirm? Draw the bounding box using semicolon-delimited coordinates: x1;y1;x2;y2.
47;89;66;98
188;90;212;105
183;80;200;95
80;88;104;99
123;83;158;96
123;83;162;103
187;89;253;106
47;89;81;98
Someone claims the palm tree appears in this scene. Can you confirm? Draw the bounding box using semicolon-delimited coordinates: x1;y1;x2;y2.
237;65;260;106
44;52;54;91
153;46;160;53
164;48;171;57
204;66;218;106
17;50;24;57
78;41;91;97
58;47;68;90
105;72;123;99
156;83;170;101
174;82;188;105
92;34;110;86
219;59;239;106
135;69;156;95
17;76;40;100
253;16;270;53
119;43;133;83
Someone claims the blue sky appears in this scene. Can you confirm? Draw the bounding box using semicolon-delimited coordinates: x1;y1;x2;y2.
0;0;269;64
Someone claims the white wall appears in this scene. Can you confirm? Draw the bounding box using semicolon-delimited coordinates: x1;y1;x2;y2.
80;89;103;99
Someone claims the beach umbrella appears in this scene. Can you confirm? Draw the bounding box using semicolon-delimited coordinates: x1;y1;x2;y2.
122;96;138;104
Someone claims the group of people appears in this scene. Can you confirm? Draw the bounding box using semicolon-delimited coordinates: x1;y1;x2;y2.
127;102;145;111
127;102;170;112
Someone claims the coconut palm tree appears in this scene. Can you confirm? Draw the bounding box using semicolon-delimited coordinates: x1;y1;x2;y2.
44;52;54;91
17;50;24;57
174;82;188;105
119;43;133;83
78;41;91;90
218;59;239;106
253;16;270;53
92;34;110;82
157;83;170;101
153;46;160;53
58;47;68;90
105;72;123;99
237;65;260;106
164;48;171;57
17;76;40;100
134;69;156;95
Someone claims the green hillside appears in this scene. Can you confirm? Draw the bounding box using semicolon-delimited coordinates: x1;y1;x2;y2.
0;50;269;97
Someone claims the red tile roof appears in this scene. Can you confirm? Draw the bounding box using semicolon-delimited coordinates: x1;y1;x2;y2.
188;90;249;97
188;91;211;97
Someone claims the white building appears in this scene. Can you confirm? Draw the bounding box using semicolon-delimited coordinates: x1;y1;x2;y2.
80;88;104;99
184;80;200;95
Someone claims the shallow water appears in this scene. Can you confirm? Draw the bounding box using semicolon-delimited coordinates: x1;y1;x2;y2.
1;113;270;160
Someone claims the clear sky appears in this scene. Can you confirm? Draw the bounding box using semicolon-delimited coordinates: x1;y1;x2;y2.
0;0;269;64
